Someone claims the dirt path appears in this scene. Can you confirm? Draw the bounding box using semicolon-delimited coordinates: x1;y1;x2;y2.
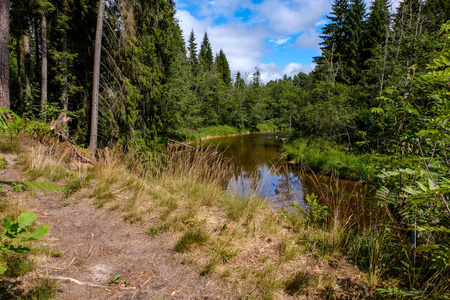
2;154;228;300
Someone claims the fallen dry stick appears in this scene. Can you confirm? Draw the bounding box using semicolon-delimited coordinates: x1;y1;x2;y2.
48;276;137;290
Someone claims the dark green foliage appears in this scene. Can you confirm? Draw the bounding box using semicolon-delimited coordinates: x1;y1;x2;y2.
199;32;213;72
187;29;199;75
216;50;231;86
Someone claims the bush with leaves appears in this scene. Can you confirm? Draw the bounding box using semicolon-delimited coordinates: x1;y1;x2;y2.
0;107;66;275
370;25;450;297
0;213;50;274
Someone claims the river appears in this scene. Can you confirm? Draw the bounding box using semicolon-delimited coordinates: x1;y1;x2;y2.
196;133;308;209
195;132;367;221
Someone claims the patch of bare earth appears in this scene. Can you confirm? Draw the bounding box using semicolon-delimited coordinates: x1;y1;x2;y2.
1;154;228;300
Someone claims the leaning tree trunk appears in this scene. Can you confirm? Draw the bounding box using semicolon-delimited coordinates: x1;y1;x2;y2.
0;0;10;108
41;12;48;120
89;0;106;158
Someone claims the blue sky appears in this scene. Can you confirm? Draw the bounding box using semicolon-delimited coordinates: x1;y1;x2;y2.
174;0;399;83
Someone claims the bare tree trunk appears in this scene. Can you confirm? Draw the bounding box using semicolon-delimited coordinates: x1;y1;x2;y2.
17;38;24;101
62;0;69;111
62;30;69;111
41;13;48;119
89;0;106;158
0;0;10;108
23;32;32;102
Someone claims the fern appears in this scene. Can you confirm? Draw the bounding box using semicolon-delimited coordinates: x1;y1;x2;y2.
0;180;67;196
0;107;21;140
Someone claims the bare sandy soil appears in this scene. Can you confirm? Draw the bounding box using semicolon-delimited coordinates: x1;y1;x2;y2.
1;153;230;300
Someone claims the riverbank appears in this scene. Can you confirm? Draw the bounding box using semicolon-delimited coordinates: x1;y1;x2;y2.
0;133;372;299
283;138;382;182
175;123;283;142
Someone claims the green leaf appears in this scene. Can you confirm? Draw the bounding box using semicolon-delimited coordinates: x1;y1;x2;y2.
17;212;36;230
19;225;50;241
0;265;6;275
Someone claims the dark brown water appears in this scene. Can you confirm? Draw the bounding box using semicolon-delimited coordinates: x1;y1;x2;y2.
196;133;367;220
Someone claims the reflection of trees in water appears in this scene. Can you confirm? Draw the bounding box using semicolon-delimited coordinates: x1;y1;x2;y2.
227;163;306;209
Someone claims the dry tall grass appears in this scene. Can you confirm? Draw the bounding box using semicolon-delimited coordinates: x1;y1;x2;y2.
17;141;371;299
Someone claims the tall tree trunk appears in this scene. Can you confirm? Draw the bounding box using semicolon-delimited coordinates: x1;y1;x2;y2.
89;0;106;158
23;32;32;102
41;13;48;119
62;30;69;111
17;38;23;101
0;0;10;108
62;0;69;111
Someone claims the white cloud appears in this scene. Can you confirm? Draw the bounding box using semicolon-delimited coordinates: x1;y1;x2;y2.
175;0;339;81
258;62;315;83
256;0;333;34
176;10;266;77
295;29;321;49
176;10;209;41
269;37;291;46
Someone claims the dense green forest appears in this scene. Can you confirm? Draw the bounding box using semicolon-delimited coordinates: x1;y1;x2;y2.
1;0;450;297
0;0;449;154
0;0;444;144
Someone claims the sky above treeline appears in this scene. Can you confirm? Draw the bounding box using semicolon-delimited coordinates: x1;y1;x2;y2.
174;0;400;83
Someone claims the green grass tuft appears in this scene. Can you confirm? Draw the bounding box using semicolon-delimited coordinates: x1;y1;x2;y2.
174;229;209;252
284;271;312;295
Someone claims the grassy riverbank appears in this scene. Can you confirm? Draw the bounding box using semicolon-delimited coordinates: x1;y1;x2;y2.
1;130;375;299
175;123;280;142
283;138;380;182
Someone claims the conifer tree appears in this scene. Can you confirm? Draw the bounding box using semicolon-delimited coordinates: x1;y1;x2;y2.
216;49;231;85
187;29;199;75
316;0;351;83
362;0;390;91
199;32;213;71
346;0;366;83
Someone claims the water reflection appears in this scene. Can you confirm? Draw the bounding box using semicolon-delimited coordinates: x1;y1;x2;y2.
197;133;307;208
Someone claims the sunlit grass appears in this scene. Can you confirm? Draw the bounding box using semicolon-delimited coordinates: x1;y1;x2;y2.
15;139;369;299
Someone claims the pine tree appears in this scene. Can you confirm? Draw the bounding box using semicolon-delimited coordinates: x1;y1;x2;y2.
316;0;351;83
346;0;366;83
362;0;390;91
199;32;213;71
187;29;199;75
215;49;231;85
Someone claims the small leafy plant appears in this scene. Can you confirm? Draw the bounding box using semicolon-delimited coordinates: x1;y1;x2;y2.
0;212;50;274
107;274;121;284
293;193;329;226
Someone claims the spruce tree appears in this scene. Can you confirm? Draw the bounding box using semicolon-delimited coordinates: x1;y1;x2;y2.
316;0;351;83
187;29;199;75
362;0;390;91
216;49;231;85
346;0;366;84
199;32;213;71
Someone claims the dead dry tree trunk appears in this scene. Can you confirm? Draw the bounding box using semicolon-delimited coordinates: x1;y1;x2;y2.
89;0;106;158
